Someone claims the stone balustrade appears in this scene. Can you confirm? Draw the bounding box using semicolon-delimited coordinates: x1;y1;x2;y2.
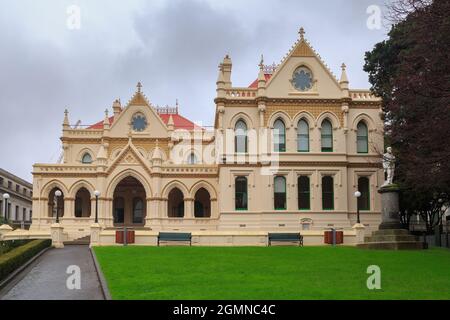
225;88;257;99
349;90;380;101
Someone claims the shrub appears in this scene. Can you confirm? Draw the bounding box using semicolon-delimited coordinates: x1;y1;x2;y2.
0;239;51;282
0;239;31;255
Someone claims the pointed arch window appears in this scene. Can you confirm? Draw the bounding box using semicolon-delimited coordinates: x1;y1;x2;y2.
321;120;333;152
357;122;369;153
235;120;248;153
273;119;286;152
298;176;310;210
81;153;93;164
297;119;310;152
274;176;287;210
235;176;248;211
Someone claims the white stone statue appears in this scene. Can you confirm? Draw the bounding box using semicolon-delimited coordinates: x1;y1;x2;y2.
382;147;396;186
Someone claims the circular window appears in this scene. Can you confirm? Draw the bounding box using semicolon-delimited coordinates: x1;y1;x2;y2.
131;114;148;132
292;67;313;91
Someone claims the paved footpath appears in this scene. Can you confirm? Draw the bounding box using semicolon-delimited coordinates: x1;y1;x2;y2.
0;245;104;300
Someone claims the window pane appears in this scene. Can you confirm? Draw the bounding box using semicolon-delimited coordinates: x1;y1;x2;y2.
357;122;368;153
358;177;370;210
82;153;92;164
188;153;197;164
274;176;286;193
322;176;334;210
133;198;144;223
297;120;309;152
274;176;286;210
235;177;248;210
298;176;310;210
274;119;286;152
235;120;248;153
321;120;333;152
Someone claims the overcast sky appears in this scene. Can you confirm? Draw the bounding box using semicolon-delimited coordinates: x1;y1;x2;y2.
0;0;391;182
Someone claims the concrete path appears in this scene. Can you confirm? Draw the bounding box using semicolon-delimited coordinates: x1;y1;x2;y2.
0;245;104;300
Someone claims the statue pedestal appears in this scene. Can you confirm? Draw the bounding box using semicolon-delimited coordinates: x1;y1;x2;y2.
378;185;403;230
357;184;426;250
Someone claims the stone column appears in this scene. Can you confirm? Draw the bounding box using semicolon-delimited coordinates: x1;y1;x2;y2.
378;185;403;229
185;198;194;219
51;223;65;248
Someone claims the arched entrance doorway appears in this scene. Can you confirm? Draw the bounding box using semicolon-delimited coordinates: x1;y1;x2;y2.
168;188;184;217
48;187;64;218
112;176;147;227
194;188;211;218
74;187;91;217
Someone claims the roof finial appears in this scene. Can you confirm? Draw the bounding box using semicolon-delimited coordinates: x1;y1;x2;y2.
341;63;347;71
137;82;142;93
299;27;305;40
259;54;264;70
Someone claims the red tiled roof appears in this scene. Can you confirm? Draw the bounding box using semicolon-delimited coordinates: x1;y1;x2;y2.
158;113;201;130
88;113;200;130
248;74;272;88
88;116;115;129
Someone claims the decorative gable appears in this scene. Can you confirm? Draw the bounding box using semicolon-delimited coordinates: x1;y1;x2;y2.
264;28;344;99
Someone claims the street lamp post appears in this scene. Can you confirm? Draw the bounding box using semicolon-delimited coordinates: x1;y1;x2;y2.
3;193;10;223
94;190;101;223
54;190;62;223
354;191;362;224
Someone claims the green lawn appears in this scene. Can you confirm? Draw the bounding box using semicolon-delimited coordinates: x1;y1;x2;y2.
94;246;450;300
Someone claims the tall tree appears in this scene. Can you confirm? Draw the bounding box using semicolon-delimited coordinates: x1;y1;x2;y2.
364;0;450;231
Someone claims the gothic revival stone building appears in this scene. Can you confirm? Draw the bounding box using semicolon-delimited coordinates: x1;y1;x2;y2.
30;29;384;241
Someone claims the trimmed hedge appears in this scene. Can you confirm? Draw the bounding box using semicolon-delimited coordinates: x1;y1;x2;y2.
0;239;31;255
0;239;52;282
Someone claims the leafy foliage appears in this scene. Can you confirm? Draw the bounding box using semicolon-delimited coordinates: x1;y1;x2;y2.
364;0;450;230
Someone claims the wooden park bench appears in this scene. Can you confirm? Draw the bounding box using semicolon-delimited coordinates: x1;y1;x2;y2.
157;232;192;246
268;233;303;247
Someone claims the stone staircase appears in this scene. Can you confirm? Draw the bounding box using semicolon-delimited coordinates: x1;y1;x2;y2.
357;229;427;250
63;235;91;245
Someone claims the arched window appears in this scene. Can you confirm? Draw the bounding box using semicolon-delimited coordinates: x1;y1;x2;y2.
274;176;286;210
297;119;310;152
322;176;334;210
188;153;198;164
81;153;93;164
298;176;310;210
321;120;333;152
235;176;248;211
358;177;370;211
235;120;248;153
132;198;144;223
273;119;286;152
357;121;369;153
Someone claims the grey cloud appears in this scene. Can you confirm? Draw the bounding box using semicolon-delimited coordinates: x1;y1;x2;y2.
0;0;391;181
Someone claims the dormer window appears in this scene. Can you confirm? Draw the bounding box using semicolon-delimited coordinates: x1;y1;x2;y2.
81;153;93;164
187;153;198;165
292;66;313;91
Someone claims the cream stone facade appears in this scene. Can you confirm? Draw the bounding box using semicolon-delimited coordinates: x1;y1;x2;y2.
29;29;384;244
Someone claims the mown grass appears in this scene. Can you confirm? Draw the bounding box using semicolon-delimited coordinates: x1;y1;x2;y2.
94;246;450;300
